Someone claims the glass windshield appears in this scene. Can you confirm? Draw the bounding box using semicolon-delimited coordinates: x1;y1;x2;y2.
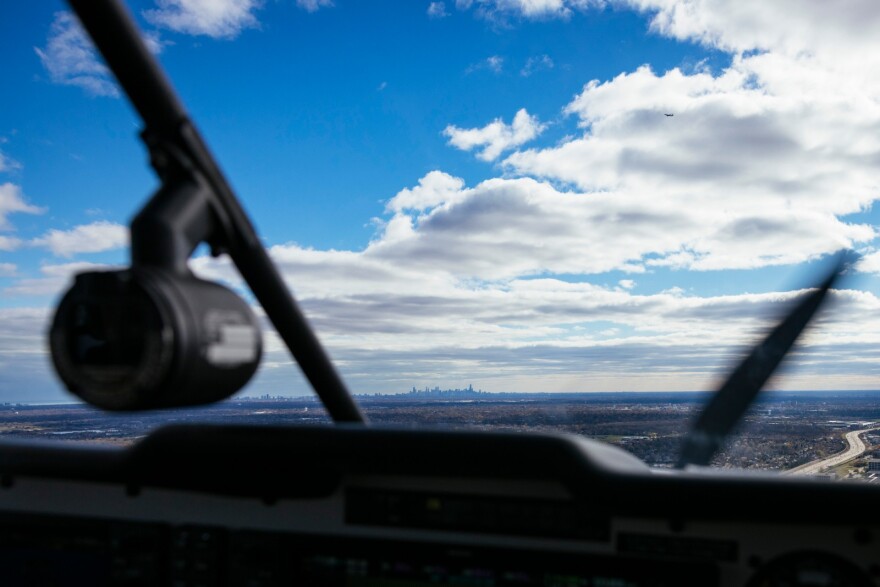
2;1;879;480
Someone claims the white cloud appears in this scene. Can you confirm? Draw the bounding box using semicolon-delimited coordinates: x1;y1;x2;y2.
496;59;880;269
0;236;22;252
520;54;554;76
386;171;465;213
296;0;333;13
855;251;880;275
0;150;21;174
36;11;162;96
466;55;504;74
459;0;601;21
3;262;117;297
372;174;871;278
444;109;546;161
145;0;332;39
624;0;880;65
618;279;635;289
145;0;260;39
0;263;16;277
427;2;450;18
31;221;128;258
35;12;119;97
0;183;45;232
142;31;166;54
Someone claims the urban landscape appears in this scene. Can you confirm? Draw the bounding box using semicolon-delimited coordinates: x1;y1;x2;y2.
0;388;879;480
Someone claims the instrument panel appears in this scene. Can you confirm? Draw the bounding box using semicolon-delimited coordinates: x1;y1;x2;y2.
0;424;876;586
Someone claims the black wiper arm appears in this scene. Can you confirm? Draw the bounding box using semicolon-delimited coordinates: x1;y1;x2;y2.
676;253;852;469
67;0;365;422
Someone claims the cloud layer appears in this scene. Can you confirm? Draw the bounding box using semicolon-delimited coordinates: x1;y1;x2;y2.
11;0;880;400
457;0;600;21
186;237;880;394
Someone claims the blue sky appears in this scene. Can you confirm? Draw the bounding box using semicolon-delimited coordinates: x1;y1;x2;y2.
3;0;880;402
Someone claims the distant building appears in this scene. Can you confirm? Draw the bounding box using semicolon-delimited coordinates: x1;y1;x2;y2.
866;458;880;472
404;384;486;399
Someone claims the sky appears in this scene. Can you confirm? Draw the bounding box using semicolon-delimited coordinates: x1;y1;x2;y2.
3;0;880;403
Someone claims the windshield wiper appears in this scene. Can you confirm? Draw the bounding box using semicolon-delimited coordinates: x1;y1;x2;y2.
51;0;365;422
676;253;853;469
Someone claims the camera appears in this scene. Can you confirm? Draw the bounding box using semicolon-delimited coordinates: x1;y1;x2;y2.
50;267;262;410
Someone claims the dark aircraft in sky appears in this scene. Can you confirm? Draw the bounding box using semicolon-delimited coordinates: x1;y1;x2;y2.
0;1;877;585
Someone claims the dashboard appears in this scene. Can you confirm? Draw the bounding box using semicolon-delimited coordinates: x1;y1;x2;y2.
0;424;876;586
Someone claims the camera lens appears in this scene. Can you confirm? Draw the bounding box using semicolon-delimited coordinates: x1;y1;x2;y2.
50;269;262;410
50;271;174;409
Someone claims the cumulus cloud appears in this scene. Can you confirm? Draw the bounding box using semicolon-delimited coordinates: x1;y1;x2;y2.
145;0;260;39
31;221;128;258
386;171;465;213
35;12;119;97
0;263;16;277
495;60;879;269
625;0;880;65
0;183;44;232
444;109;546;161
855;251;880;275
376;174;869;278
427;2;450;18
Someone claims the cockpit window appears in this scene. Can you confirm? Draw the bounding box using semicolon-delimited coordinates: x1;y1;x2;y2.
2;1;879;480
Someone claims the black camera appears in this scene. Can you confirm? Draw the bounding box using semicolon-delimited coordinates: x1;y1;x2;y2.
50;268;262;410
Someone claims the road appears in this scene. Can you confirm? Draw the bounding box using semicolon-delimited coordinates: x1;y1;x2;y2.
785;427;877;476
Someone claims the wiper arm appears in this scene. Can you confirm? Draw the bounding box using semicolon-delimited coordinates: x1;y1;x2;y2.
61;0;365;422
676;253;852;469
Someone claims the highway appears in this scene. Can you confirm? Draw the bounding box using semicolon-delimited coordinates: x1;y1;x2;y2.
785;427;878;476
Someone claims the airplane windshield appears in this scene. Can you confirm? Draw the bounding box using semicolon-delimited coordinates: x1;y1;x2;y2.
2;0;880;481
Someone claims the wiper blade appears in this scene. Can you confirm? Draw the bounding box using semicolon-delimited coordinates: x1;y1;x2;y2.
676;253;852;469
66;0;365;422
